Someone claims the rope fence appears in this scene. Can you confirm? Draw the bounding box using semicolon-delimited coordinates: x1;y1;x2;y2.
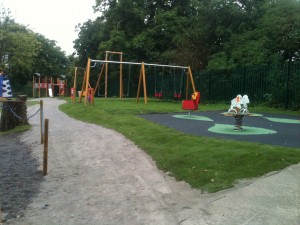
0;100;44;137
0;105;41;120
0;99;49;176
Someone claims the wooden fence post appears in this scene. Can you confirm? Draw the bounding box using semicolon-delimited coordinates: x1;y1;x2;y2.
43;118;49;176
40;100;43;144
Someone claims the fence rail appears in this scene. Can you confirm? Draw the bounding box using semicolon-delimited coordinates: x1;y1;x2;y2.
195;62;300;109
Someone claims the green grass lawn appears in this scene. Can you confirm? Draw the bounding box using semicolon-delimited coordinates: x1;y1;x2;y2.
58;98;300;192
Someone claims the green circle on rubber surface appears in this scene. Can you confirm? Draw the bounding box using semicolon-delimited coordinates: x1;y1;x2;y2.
208;124;277;135
173;115;213;121
265;117;300;124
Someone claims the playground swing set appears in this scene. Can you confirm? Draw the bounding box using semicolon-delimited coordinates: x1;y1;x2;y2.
78;51;200;114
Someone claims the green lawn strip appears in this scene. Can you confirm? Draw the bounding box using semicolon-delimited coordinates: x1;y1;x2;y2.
59;98;300;193
0;125;31;135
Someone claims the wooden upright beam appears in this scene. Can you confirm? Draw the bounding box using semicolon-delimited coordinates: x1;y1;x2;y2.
105;52;108;98
136;62;147;104
188;66;196;93
120;53;123;98
142;63;147;103
94;63;105;96
84;58;91;105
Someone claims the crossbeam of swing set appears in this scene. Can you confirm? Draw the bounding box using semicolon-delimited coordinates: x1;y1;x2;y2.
90;59;189;70
81;58;196;105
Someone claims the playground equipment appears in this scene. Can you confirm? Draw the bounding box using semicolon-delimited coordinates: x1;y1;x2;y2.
96;51;123;98
182;92;201;116
70;67;86;103
32;74;67;98
32;74;51;98
228;94;249;114
222;94;262;130
80;52;197;105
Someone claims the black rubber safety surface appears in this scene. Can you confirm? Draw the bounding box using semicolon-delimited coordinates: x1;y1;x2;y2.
140;111;300;148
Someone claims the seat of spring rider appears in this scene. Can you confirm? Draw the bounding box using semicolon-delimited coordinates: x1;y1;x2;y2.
182;92;200;110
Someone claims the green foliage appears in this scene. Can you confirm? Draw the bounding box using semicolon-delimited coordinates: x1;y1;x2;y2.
2;0;300;94
75;0;300;71
0;6;69;93
60;98;300;192
0;125;31;135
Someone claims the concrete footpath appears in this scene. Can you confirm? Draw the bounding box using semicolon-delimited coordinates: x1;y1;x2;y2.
9;98;300;224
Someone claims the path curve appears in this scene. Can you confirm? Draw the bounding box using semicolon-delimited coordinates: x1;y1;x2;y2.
11;98;300;224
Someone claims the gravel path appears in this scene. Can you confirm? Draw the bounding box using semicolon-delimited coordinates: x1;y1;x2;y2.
1;98;299;225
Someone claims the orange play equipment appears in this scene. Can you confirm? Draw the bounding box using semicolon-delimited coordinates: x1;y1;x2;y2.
182;91;201;116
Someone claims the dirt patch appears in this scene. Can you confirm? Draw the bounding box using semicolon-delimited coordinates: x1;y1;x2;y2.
0;133;44;224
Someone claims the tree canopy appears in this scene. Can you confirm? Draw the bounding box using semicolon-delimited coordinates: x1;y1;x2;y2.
0;6;69;90
1;0;299;91
74;0;300;70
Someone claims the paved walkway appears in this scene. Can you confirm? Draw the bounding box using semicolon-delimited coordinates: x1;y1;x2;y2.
7;98;300;224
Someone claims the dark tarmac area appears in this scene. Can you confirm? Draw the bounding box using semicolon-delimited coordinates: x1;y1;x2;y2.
0;133;44;224
140;111;300;148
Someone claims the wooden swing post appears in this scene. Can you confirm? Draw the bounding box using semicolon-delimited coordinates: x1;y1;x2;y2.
136;62;147;104
105;52;108;98
84;58;91;105
71;67;78;103
94;63;105;96
79;63;87;103
185;66;196;99
86;56;195;104
120;53;123;98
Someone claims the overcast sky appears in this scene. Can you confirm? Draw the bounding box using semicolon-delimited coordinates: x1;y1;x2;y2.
1;0;98;54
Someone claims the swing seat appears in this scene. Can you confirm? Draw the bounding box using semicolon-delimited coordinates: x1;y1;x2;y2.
182;92;200;112
174;93;182;99
155;92;163;98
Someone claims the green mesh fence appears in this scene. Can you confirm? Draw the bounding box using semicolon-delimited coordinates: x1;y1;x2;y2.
93;62;300;109
13;62;300;109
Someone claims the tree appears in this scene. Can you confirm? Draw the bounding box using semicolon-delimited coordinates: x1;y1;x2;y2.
207;0;300;68
76;0;300;71
1;5;69;91
0;8;40;87
260;0;300;61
